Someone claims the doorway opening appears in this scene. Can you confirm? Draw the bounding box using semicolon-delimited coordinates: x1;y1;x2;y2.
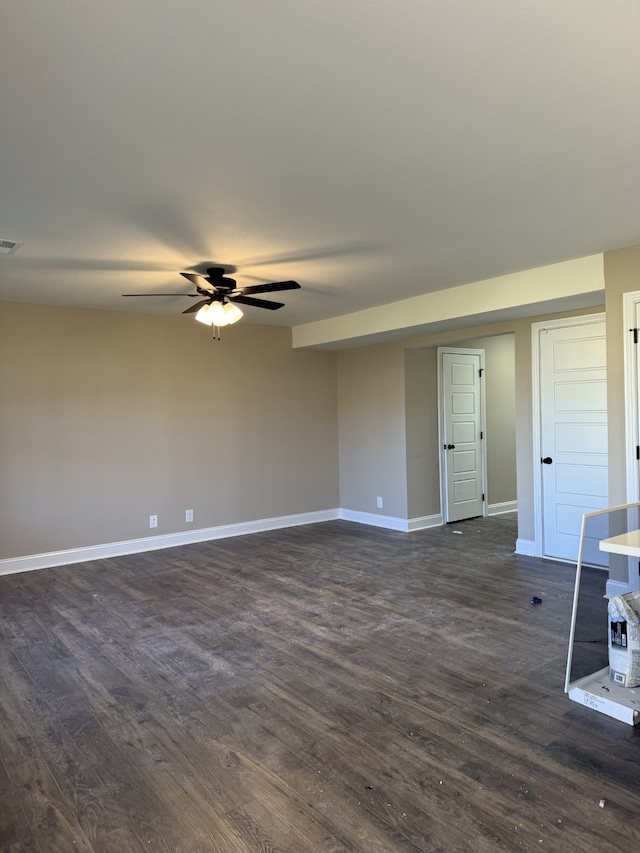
405;333;516;533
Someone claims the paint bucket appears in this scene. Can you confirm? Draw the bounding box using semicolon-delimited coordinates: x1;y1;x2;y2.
608;591;640;687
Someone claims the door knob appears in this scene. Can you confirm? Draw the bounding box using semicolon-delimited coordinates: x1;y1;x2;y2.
447;444;456;450
541;456;553;464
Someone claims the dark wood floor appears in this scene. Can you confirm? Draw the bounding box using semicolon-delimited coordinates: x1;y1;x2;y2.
1;515;639;852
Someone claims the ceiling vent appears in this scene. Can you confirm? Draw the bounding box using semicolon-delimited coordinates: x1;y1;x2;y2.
0;239;23;254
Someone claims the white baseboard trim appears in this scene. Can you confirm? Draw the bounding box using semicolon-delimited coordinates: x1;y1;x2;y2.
339;508;409;532
407;513;443;532
338;509;443;533
515;538;537;557
0;507;525;575
0;509;340;576
488;500;517;516
606;579;632;599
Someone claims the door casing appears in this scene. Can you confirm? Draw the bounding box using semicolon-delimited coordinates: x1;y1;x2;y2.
624;291;640;504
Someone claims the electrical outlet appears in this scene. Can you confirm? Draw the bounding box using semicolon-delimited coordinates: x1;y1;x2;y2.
377;496;383;509
149;514;158;528
185;509;194;523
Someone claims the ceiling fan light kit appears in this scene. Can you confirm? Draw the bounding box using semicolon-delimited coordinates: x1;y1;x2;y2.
195;301;243;327
122;266;300;341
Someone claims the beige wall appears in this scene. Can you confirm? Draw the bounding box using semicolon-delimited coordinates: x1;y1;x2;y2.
404;347;439;519
337;310;604;540
0;302;339;560
512;317;536;542
337;344;408;517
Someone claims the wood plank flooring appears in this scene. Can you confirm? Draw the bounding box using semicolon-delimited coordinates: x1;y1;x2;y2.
1;515;638;852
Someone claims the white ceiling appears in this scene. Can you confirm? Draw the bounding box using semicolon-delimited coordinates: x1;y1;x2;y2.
1;1;639;335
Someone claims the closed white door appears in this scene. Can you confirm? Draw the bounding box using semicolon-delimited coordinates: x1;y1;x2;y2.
539;320;608;563
440;349;485;523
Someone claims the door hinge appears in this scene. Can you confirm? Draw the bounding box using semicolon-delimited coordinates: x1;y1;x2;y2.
480;431;483;440
632;328;638;344
479;368;484;377
482;493;485;502
636;445;639;461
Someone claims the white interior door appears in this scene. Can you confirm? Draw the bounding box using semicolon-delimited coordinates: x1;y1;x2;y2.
539;319;608;563
440;349;485;523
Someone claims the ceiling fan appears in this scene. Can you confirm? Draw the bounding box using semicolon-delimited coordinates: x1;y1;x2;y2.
123;267;301;338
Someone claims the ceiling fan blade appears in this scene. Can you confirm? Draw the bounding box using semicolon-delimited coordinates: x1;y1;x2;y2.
238;280;301;296
182;299;210;314
180;272;205;286
231;295;284;310
122;292;202;297
182;272;216;297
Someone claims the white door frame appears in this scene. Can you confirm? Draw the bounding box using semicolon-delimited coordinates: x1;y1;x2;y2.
622;291;640;592
623;291;640;503
531;312;606;558
437;346;487;523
